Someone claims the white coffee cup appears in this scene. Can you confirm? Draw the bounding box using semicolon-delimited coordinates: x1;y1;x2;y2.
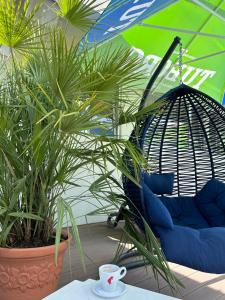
99;264;127;292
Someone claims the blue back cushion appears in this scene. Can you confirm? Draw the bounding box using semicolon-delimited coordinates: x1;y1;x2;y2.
160;196;209;229
142;183;173;229
143;172;174;195
195;178;225;226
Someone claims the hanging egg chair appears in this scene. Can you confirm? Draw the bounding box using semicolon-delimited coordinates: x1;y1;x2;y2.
123;83;225;273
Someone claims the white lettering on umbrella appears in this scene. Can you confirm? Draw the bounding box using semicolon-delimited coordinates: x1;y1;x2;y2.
184;68;203;85
105;1;156;35
131;47;216;89
193;70;216;89
181;66;196;81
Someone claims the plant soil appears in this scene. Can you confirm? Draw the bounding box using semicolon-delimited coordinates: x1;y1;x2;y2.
12;238;56;248
7;235;68;248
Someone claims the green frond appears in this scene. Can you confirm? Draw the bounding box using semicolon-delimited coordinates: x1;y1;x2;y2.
0;0;45;53
57;0;105;31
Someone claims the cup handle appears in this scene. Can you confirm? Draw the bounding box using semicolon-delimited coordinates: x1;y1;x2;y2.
118;267;127;280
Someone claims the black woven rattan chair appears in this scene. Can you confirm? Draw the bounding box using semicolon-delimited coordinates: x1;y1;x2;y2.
119;84;225;273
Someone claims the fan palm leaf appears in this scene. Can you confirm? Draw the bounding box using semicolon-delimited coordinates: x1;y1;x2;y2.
57;0;105;31
0;0;45;54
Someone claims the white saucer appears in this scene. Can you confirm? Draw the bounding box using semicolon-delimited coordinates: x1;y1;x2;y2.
92;281;127;298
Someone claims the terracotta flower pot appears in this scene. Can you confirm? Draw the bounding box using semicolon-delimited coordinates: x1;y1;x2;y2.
0;235;70;300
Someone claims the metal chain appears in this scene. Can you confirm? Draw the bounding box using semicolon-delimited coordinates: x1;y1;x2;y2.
179;42;183;85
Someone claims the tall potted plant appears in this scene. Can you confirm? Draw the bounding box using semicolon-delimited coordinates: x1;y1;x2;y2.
0;1;180;299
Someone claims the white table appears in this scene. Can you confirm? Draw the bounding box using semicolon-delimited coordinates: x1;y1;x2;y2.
43;279;181;300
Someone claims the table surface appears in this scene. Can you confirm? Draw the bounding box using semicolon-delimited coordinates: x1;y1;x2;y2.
43;279;181;300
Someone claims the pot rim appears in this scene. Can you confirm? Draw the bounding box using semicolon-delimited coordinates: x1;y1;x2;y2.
0;231;72;258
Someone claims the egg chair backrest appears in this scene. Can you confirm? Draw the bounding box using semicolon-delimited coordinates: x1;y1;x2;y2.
139;84;225;196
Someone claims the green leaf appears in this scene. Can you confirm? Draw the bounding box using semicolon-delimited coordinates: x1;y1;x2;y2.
89;170;114;193
8;212;43;221
63;200;85;270
9;177;27;210
55;198;65;265
0;207;7;215
0;0;45;53
0;221;15;245
57;0;104;31
64;180;81;187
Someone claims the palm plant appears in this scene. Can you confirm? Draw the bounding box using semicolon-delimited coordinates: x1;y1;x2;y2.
0;0;181;291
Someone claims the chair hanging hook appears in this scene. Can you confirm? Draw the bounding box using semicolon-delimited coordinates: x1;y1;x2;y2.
179;41;183;85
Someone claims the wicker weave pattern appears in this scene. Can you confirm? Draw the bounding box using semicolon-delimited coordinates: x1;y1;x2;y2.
139;84;225;196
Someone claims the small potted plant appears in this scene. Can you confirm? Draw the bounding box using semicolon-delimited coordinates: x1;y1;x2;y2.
0;1;180;299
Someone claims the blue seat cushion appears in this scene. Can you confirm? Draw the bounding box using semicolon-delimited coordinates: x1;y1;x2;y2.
157;225;225;273
160;196;209;229
143;172;174;195
195;178;225;226
142;183;173;229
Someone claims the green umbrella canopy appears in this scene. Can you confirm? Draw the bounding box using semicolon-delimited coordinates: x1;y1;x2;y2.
87;0;225;103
